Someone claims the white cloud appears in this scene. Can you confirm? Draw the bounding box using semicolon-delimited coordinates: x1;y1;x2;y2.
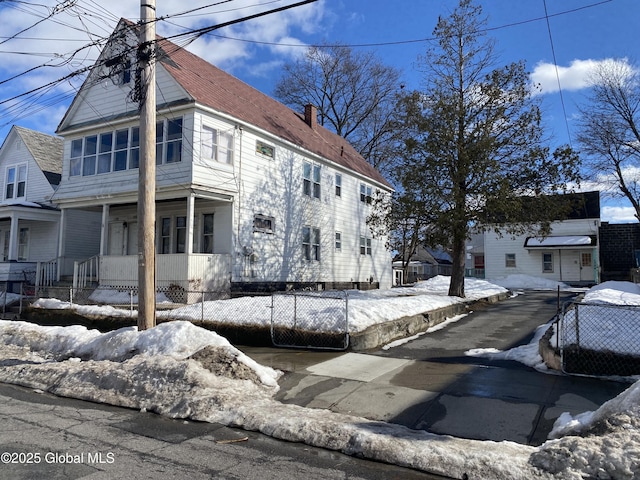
601;205;638;223
530;58;636;95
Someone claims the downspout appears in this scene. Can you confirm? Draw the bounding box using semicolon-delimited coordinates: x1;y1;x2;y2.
236;126;243;280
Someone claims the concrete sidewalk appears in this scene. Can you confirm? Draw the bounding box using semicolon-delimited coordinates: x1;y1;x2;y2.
240;291;632;446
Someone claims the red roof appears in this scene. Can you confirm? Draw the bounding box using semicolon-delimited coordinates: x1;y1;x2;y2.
154;36;391;188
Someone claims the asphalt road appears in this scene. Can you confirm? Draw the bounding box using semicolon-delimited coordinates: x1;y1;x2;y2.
0;383;445;480
371;290;577;365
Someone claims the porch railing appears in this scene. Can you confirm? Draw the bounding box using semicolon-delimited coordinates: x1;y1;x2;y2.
73;255;100;290
35;257;61;287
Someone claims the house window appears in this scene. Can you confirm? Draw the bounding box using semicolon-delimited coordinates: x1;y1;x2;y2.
201;213;214;253
256;140;274;158
70;139;82;176
360;236;372;255
97;132;113;174
114;129;129;171
202;126;232;164
335;231;342;251
254;214;274;234
542;253;553;273
175;216;186;253
121;59;131;85
360;184;372;204
129;127;140;169
505;253;516;268
581;252;593;267
69;118;182;176
303;226;320;261
18;227;29;261
5;164;27;200
303;162;321;199
335;173;342;197
82;135;97;176
160;217;171;254
166;118;183;163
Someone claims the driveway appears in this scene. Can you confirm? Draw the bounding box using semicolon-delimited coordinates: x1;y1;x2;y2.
243;290;631;446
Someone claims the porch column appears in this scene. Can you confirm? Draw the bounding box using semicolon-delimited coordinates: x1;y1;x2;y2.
100;204;110;255
186;193;195;254
7;213;18;261
57;208;66;259
57;209;66;281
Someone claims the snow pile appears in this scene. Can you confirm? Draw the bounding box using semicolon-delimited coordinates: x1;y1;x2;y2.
531;381;640;478
0;320;280;388
582;281;640;305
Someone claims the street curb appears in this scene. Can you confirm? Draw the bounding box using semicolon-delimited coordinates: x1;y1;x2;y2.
350;291;511;351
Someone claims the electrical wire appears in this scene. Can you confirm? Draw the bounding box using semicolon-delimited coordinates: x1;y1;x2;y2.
542;0;573;148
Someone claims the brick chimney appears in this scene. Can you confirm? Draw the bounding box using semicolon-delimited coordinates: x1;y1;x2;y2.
304;104;317;129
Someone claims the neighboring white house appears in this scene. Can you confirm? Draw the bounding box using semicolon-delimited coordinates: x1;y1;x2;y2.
51;19;393;300
0;126;101;290
466;191;601;286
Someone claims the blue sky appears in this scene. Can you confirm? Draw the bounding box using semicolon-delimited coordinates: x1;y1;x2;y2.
0;0;638;221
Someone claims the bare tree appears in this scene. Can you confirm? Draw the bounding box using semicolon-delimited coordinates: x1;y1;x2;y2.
577;60;640;220
274;42;405;175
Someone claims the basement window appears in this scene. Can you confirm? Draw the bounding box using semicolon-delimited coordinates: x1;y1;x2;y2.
254;214;275;234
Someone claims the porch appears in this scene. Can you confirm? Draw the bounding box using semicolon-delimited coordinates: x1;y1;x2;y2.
73;253;232;304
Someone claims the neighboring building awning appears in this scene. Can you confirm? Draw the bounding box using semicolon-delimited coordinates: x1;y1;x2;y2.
524;235;597;249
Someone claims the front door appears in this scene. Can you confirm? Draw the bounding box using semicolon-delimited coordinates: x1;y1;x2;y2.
109;222;138;255
580;251;594;282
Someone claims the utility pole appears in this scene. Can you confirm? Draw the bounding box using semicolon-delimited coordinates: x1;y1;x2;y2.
138;0;156;330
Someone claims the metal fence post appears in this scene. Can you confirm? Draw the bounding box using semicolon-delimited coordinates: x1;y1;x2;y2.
345;291;350;347
575;304;580;350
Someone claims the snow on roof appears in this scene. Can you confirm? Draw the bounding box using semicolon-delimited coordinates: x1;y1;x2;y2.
524;235;595;248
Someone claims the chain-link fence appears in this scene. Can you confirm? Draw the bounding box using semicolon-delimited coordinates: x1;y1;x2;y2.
560;301;640;376
0;281;36;319
25;285;350;350
271;291;349;350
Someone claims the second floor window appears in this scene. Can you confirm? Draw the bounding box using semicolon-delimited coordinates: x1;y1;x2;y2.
202;126;233;164
360;184;372;204
70;117;182;177
303;162;321;199
5;164;26;200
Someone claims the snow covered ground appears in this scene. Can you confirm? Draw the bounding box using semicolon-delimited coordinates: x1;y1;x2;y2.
1;275;639;479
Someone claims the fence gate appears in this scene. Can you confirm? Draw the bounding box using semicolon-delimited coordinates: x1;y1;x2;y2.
271;291;349;350
560;301;640;376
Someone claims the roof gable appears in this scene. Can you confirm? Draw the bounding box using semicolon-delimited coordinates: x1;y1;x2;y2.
13;126;63;178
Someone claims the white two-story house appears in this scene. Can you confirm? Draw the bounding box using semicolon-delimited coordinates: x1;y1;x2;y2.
0;126;101;291
51;19;393;300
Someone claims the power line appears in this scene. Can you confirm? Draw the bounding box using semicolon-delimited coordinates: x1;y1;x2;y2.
187;0;614;49
542;0;573;148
